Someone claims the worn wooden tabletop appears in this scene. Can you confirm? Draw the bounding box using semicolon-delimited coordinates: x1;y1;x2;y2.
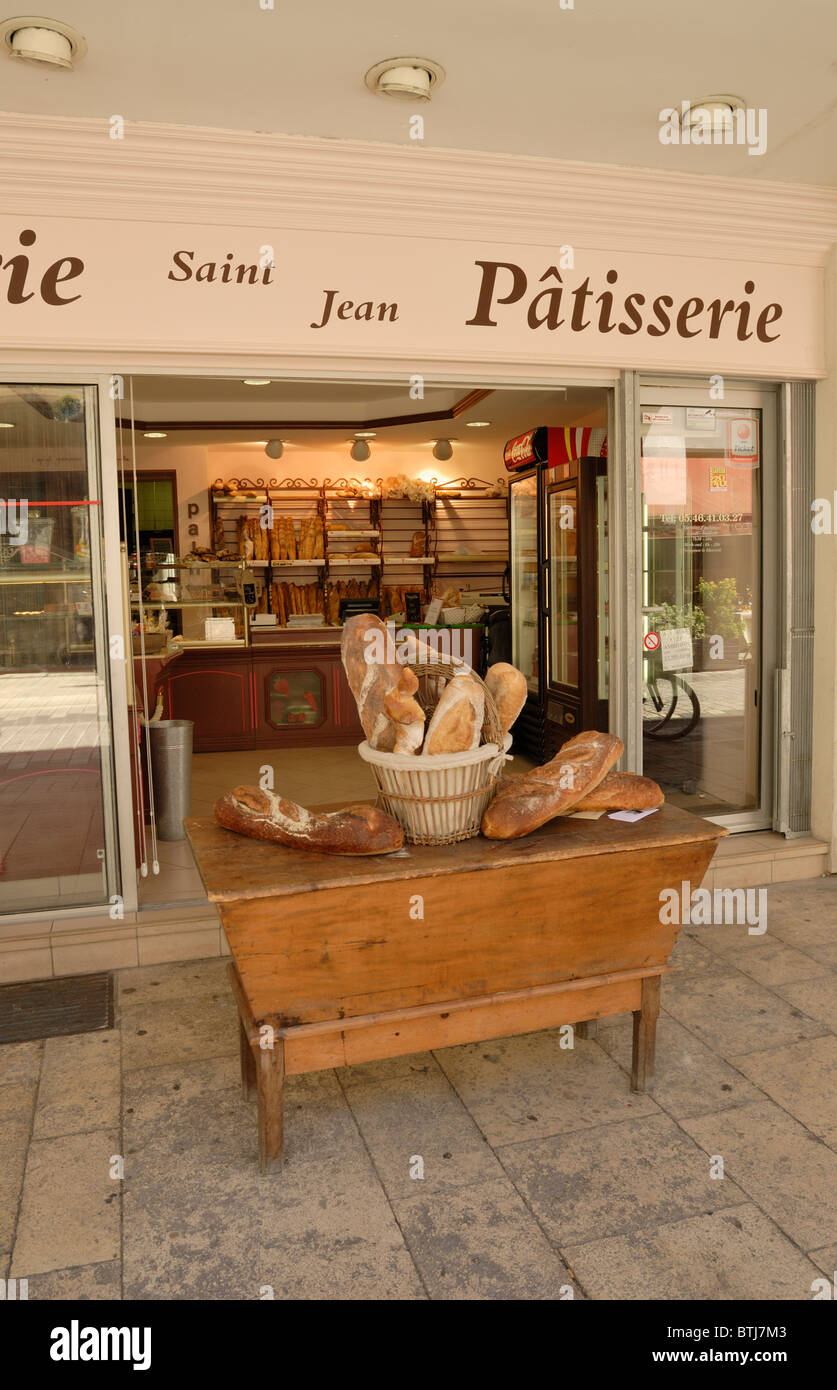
184;802;726;905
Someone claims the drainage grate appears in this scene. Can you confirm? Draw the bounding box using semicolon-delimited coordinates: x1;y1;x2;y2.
0;972;114;1045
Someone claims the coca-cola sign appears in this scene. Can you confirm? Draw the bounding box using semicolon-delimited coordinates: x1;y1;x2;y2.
504;430;536;469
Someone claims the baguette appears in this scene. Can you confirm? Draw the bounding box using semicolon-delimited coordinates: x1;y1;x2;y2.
481;730;623;840
341;613;408;751
214;786;404;855
484;662;527;737
571;770;663;812
423;671;484;754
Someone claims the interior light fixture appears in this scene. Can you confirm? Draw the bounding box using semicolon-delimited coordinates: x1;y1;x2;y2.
433;439;453;461
364;56;445;103
465;421;491;428
353;431;377;438
243;378;271;386
350;439;371;463
1;16;87;68
143;431;167;439
265;439;284;459
0;421;14;428
682;94;744;128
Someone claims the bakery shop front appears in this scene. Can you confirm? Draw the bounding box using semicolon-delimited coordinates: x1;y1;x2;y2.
0;114;833;970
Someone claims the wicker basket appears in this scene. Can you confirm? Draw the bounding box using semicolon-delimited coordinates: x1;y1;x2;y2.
358;659;512;845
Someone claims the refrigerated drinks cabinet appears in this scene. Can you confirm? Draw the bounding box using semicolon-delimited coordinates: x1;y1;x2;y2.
506;426;608;762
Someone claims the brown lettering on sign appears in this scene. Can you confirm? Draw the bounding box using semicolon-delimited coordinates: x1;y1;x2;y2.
310;290;399;329
167;249;274;285
0;229;84;306
465;260;783;344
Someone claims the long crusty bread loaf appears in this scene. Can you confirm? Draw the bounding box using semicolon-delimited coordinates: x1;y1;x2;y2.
341;613;425;752
484;662;527;736
571;770;663;812
480;730;624;840
214;786;404;855
424;671;485;754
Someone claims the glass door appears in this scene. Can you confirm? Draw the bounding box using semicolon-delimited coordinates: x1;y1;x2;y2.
546;482;579;692
0;384;120;912
639;392;773;824
509;472;540;694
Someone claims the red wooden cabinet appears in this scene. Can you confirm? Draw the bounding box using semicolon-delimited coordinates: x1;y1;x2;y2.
251;646;362;747
158;652;254;751
149;642;364;752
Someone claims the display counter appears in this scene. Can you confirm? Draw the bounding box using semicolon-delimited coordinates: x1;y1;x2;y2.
133;620;490;752
135;631;362;751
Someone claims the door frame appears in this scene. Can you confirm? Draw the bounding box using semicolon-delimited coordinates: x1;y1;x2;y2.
632;376;779;832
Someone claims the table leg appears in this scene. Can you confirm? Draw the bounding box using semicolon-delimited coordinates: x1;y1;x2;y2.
575;1019;598;1040
239;1016;257;1099
631;975;660;1093
256;1035;285;1173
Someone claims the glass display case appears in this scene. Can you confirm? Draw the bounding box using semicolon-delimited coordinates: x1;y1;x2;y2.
130;558;252;646
509;473;539;693
505;426;608;760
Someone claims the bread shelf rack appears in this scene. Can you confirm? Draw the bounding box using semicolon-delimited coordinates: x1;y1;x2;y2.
207;474;509;629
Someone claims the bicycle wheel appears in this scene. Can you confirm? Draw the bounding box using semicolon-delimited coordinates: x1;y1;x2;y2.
644;675;701;739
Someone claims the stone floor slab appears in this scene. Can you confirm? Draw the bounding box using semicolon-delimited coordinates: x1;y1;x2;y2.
772;975;837;1031
342;1067;505;1198
564;1203;822;1301
27;1260;121;1300
393;1176;576;1300
808;1244;837;1278
698;935;828;989
434;1029;659;1147
499;1112;744;1247
120;993;239;1073
595;1012;762;1119
34;1029;120;1139
0;1040;43;1088
681;1101;837;1251
11;1129;120;1278
661;968;826;1058
257;1187;425;1301
117;957;228;1011
729;1034;837;1136
0;1118;30;1252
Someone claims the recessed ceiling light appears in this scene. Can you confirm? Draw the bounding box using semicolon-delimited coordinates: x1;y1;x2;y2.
465;421;491;428
683;94;745;128
1;16;87;68
0;421;14;429
242;378;271;386
354;431;377;439
143;431;167;439
364;56;445;102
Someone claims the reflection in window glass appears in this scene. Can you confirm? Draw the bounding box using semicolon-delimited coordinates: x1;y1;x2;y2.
0;385;118;913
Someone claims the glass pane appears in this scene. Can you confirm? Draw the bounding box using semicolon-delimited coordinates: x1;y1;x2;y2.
640;405;760;815
548;485;579;689
597;475;609;701
0;384;117;913
268;669;323;726
510;475;539;694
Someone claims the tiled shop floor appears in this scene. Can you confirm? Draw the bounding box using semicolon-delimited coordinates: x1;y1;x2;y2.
1;880;835;1301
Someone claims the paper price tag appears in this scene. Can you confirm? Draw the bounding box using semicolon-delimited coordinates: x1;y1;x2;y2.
608;809;660;823
660;627;693;671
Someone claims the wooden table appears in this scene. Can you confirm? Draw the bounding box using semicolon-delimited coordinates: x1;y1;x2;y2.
185;804;726;1172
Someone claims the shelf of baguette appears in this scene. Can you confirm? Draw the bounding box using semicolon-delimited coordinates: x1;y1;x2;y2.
206;473;509;635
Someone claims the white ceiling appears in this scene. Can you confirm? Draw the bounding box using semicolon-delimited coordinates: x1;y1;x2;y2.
1;1;836;183
123;378;608;453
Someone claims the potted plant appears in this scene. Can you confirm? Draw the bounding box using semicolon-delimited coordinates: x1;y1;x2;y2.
694;577;746;670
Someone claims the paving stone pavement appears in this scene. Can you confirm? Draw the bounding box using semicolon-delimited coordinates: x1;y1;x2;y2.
1;879;835;1300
